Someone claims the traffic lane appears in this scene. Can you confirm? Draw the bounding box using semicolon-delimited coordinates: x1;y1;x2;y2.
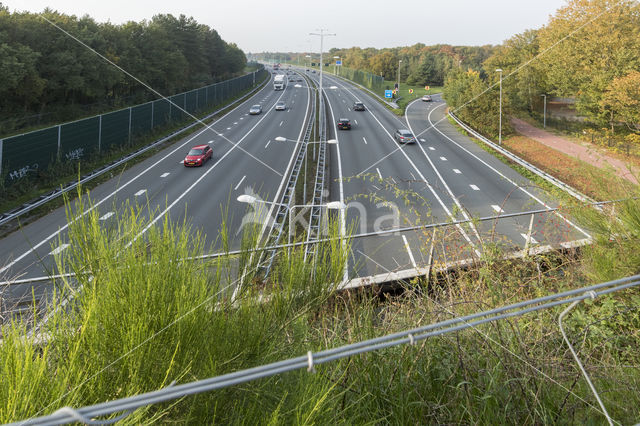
408;100;588;245
0;77;293;281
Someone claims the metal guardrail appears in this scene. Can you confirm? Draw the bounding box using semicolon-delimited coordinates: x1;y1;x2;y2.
261;73;317;277
0;71;270;227
305;91;328;259
448;110;595;204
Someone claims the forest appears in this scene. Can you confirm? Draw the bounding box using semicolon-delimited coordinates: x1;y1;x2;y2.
0;5;247;135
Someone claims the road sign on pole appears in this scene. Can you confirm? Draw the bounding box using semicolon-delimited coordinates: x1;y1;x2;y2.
384;90;393;99
408;89;414;94
425;85;430;91
336;60;342;66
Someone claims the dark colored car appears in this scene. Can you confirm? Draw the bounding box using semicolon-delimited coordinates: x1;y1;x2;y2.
337;118;351;130
353;102;365;111
184;144;212;167
421;95;432;102
393;129;416;144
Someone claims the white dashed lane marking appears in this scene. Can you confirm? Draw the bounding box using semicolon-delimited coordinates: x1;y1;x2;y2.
453;169;461;174
160;172;170;178
469;185;480;191
234;175;246;190
279;121;284;126
429;146;435;151
134;189;147;196
99;212;114;221
208;140;214;144
354;119;358;125
226;127;231;130
265;139;271;148
491;205;503;213
233;122;238;125
439;156;447;161
362;137;367;145
521;233;538;244
376;168;383;180
49;244;69;256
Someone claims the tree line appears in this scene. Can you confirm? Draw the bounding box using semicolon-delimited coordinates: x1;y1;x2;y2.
0;5;247;135
255;44;494;87
445;0;640;140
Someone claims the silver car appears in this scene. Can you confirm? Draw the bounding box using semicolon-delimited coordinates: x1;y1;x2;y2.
275;101;286;111
394;129;416;144
249;104;262;115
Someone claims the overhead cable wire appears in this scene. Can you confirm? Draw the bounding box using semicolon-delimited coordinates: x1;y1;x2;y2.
11;274;639;425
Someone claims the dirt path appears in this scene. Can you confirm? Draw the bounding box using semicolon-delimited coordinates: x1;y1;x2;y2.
511;117;639;185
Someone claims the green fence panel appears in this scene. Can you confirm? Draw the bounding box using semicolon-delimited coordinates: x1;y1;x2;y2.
170;94;185;122
101;109;131;151
197;87;207;110
152;99;171;128
60;117;100;162
131;102;152;136
2;127;58;184
185;90;197;115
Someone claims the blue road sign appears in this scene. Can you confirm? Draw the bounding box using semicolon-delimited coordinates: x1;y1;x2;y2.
385;90;393;99
336;60;342;65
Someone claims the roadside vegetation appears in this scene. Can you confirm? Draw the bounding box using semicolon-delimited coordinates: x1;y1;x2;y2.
1;184;639;424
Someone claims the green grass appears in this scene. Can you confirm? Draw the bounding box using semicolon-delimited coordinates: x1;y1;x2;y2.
1;184;640;424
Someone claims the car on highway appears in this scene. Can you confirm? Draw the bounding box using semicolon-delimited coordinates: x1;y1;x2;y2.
393;129;416;144
421;95;432;102
249;104;262;115
353;102;365;111
275;101;286;111
337;118;351;130
184;144;212;167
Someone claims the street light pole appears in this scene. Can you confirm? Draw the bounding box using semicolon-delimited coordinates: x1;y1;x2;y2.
309;30;336;97
541;94;547;129
496;68;503;145
397;59;403;94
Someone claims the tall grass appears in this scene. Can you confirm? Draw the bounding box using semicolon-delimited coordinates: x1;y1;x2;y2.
1;189;639;423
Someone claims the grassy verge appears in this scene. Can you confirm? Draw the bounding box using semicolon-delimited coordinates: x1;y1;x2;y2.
1;187;639;423
0;72;269;237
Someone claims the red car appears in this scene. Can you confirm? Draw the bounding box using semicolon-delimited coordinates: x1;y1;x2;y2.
184;144;212;167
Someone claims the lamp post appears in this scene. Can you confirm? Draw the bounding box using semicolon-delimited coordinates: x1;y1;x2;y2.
496;68;503;145
541;94;547;129
397;59;403;94
276;137;337;204
310;30;336;98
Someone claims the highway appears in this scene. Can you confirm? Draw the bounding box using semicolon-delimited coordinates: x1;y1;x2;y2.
0;65;591;312
0;70;313;311
303;69;589;281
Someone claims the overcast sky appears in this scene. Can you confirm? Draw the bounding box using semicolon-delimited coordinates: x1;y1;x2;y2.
11;0;567;53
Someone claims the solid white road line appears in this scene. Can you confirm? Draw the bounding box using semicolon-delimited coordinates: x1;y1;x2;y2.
491;205;503;213
234;175;246;190
453;169;461;174
99;212;114;221
376;167;383;180
402;235;417;268
160;172;170;178
49;244;69;256
521;233;538;244
363;137;368;145
470;185;480;191
134;189;147;196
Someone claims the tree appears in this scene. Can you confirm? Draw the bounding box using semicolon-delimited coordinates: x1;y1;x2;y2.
602;70;640;134
537;0;640;125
